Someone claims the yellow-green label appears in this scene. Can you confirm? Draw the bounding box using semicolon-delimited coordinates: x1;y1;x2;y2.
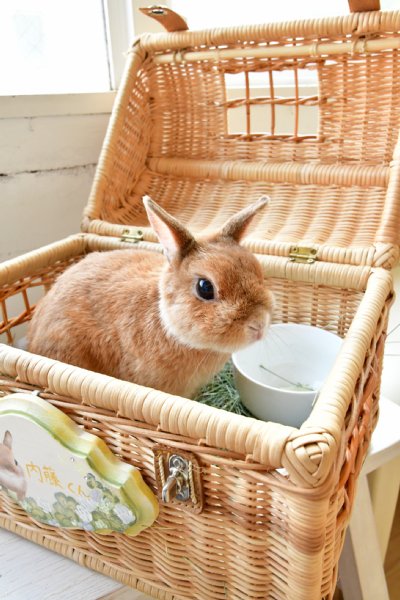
0;393;158;536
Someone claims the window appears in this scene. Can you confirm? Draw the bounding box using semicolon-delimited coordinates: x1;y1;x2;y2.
172;0;398;30
1;1;397;97
170;0;398;137
0;0;114;95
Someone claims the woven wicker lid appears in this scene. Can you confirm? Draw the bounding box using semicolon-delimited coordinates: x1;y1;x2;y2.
83;9;400;269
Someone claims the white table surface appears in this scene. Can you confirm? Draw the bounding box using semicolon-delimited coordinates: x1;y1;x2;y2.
0;527;152;600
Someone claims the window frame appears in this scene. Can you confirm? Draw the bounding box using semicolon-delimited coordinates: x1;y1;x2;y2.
0;1;395;120
0;0;171;119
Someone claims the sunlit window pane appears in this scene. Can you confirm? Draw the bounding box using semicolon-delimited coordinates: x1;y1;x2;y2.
172;0;397;30
0;0;110;95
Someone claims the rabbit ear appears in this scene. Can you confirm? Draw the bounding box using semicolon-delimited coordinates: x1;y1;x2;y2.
3;431;12;449
143;196;196;263
219;196;269;243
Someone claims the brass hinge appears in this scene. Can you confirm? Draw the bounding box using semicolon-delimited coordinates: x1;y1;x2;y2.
120;228;144;243
289;246;318;264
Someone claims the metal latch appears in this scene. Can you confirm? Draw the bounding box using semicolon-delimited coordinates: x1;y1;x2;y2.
154;446;203;512
161;454;190;503
289;245;318;264
120;227;144;243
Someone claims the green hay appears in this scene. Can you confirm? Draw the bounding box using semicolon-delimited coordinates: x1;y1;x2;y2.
194;361;254;417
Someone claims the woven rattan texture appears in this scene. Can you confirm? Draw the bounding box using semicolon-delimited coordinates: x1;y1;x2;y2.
0;333;386;600
0;326;385;600
83;12;400;268
0;249;365;350
1;9;399;600
0;235;393;599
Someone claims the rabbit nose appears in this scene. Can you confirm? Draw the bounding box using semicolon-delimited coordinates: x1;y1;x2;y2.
248;322;265;341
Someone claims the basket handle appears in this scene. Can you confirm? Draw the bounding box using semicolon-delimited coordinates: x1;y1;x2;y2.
348;0;380;11
141;2;381;33
139;5;189;32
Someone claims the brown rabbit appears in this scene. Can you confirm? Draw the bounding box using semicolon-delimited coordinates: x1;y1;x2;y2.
28;197;273;398
0;430;27;501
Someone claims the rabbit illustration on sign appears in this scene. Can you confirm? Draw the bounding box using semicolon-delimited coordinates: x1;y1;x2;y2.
0;430;27;501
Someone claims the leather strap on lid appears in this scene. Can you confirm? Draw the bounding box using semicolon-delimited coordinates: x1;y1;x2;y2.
139;5;189;32
141;3;381;31
348;0;380;11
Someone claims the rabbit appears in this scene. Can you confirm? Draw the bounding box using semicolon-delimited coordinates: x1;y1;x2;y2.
28;196;274;398
0;430;27;501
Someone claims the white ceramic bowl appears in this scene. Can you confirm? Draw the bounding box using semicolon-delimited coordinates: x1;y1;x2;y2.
232;324;343;428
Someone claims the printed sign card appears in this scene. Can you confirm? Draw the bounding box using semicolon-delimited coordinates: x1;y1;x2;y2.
0;393;159;536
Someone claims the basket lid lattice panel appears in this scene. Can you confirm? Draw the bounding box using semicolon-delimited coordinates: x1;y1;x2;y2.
84;10;400;268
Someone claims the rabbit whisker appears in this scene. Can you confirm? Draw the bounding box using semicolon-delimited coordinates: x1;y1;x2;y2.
387;322;400;338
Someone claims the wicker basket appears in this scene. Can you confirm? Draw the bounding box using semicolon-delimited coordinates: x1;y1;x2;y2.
1;5;399;599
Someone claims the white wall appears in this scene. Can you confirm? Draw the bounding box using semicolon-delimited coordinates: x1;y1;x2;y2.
0;84;318;264
0;94;114;262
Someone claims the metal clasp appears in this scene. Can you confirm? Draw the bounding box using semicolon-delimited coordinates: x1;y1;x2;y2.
154;446;203;512
289;245;318;264
161;454;190;503
120;228;144;243
149;5;166;15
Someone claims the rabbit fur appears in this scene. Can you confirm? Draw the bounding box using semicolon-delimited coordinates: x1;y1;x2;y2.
28;196;273;398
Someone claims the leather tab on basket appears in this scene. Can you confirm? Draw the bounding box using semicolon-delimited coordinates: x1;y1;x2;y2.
153;446;204;514
348;0;380;11
139;5;189;32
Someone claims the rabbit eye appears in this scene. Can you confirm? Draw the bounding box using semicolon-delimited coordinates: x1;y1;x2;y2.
196;278;215;301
